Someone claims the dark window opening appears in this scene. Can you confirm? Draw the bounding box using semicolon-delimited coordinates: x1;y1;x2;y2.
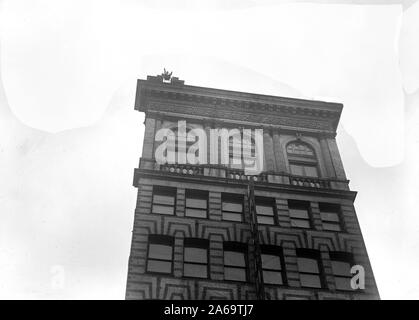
288;200;311;229
152;186;176;215
255;197;276;225
183;238;209;279
185;189;208;219
146;235;174;274
330;251;355;291
289;162;319;177
296;248;324;288
287;141;319;178
319;203;343;232
228;134;256;161
223;242;248;282
261;245;286;285
222;193;244;222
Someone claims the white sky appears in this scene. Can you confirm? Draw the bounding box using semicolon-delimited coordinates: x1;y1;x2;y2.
0;0;418;299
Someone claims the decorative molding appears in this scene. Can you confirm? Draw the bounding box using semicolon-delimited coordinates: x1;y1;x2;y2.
133;166;355;201
146;110;337;138
135;78;342;132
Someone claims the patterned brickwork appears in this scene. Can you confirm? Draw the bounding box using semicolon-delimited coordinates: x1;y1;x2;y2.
126;76;379;300
126;179;379;300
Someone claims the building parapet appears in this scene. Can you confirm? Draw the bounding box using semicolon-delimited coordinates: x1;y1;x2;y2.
135;158;353;198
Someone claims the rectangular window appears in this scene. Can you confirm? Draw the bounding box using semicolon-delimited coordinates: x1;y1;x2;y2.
296;249;323;288
228;134;256;164
222;193;244;222
146;235;174;274
255;197;276;225
229;140;242;162
304;165;318;177
330;252;354;291
261;246;286;285
319;203;343;232
288;200;311;229
183;238;209;279
185;190;208;218
290;163;303;176
290;162;318;177
175;130;195;158
223;242;247;282
152;186;176;215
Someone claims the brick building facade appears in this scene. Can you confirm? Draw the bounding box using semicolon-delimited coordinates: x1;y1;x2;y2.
125;73;379;300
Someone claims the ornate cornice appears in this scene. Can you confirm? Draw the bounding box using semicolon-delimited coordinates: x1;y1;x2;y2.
135;76;343;132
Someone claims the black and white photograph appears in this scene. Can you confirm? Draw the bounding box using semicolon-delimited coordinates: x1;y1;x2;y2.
1;0;418;304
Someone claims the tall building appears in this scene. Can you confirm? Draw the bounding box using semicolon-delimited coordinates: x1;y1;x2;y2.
125;72;379;300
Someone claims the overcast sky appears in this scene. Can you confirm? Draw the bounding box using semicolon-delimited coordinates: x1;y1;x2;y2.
1;0;418;299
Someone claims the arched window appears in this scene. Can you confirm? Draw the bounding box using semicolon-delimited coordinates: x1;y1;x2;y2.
286;141;319;177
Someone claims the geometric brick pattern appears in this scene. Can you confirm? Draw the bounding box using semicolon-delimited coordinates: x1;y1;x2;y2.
126;75;379;300
126;180;379;300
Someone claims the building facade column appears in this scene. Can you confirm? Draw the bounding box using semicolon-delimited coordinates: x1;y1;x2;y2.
327;138;347;180
319;136;336;178
142;117;157;159
263;129;275;172
273;129;287;173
